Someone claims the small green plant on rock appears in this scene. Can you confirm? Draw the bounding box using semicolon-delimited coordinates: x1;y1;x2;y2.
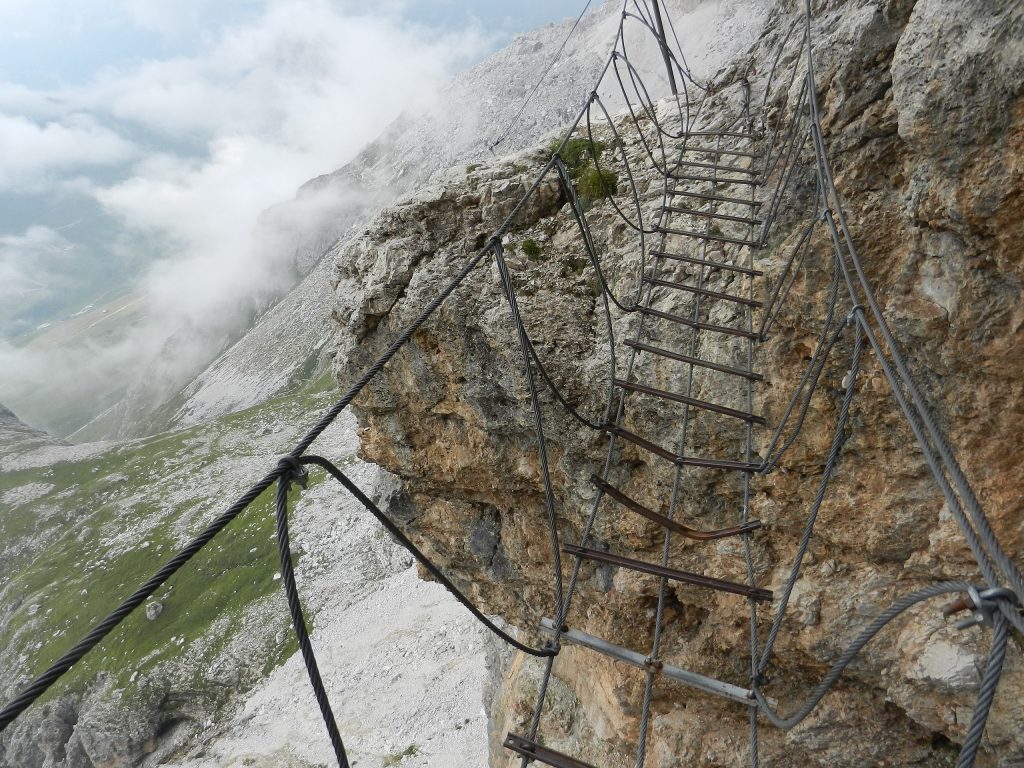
549;137;607;177
578;167;619;200
384;744;420;766
521;238;542;260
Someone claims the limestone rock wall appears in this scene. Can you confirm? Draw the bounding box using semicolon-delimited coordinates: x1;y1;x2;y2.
331;1;1023;765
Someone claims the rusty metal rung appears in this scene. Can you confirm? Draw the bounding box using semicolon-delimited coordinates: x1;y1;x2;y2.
591;473;762;540
644;276;763;308
662;205;763;226
563;544;772;602
655;225;760;247
649;248;763;277
636;305;760;340
670;172;759;187
603;426;762;472
614;378;766;425
504;734;599;768
623;339;763;382
683;130;756;140
667;188;763;209
674;158;757;175
693;146;760;159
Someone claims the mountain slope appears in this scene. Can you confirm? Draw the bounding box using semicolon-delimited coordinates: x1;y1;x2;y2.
0;376;488;767
156;0;771;437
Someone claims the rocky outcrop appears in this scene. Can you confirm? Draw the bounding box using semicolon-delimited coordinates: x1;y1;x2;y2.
332;1;1023;766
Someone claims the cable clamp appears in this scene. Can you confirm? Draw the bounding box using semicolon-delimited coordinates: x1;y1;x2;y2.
643;656;664;673
845;304;865;326
276;455;308;491
943;586;1020;630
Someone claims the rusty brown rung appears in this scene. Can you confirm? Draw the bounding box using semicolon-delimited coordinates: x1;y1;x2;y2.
614;378;766;425
693;146;760;159
643;276;763;308
667;188;763;209
623;339;763;382
661;205;763;227
603;424;761;472
635;305;760;340
563;544;772;602
649;248;763;277
591;474;761;540
674;158;758;175
683;129;755;139
670;172;759;187
503;734;599;768
655;224;760;247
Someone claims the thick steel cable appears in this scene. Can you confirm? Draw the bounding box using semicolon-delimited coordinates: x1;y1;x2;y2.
658;0;711;95
492;239;565;628
758;320;863;673
956;610;1010;768
616;26;685;146
758;262;844;472
588;90;659;238
758;192;821;340
489;0;594;153
299;456;555;658
802;2;1024;609
554;154;642;312
754;581;974;729
5;4;1019;763
274;464;349;767
0;470;280;733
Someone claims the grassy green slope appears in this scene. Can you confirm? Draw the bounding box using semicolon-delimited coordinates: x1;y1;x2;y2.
0;371;343;717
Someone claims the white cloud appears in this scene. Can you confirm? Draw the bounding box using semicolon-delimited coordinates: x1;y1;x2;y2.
0;0;489;435
0;225;69;303
88;0;487;325
0;113;136;190
121;0;235;36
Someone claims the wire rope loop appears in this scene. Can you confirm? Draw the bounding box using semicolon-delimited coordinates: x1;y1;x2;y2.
277;455;309;491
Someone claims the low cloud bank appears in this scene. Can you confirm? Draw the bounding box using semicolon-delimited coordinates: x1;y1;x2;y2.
0;0;489;437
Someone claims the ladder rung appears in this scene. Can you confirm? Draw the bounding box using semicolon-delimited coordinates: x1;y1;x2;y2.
603;427;761;472
623;340;763;382
504;734;598;768
563;544;773;602
674;158;757;175
644;276;763;308
683;130;756;140
649;248;763;277
614;379;766;425
655;226;760;247
636;306;760;340
538;618;757;706
693;147;760;159
592;473;762;540
670;173;759;187
668;188;763;208
662;205;762;226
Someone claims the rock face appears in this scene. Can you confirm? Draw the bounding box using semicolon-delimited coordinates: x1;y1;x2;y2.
332;1;1023;766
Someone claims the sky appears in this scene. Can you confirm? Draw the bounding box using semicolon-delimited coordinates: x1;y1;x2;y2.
0;0;592;434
